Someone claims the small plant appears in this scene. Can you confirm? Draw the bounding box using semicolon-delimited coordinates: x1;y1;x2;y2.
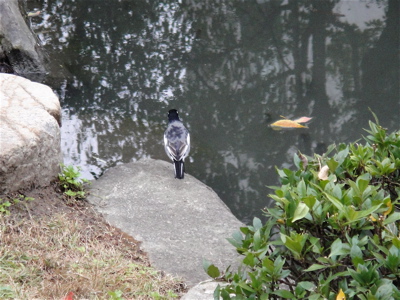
58;164;90;200
0;195;34;215
0;200;11;215
108;290;123;300
207;116;400;299
11;194;34;204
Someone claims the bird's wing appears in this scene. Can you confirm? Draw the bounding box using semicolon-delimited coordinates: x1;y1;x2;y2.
179;132;190;160
164;123;190;161
164;139;177;160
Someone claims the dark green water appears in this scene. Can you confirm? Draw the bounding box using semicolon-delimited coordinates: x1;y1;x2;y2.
27;0;399;223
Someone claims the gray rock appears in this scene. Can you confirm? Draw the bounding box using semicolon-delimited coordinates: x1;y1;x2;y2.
0;0;48;79
87;159;244;288
0;73;61;193
181;280;228;300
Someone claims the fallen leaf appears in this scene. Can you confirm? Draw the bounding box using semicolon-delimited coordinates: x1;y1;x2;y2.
336;288;346;300
270;120;307;130
318;165;329;180
28;11;41;17
63;292;74;300
293;116;313;123
383;201;393;216
297;151;308;169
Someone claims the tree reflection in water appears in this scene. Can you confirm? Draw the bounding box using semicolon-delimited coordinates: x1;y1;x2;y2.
28;0;399;223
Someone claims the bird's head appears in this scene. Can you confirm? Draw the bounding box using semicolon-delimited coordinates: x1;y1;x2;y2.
168;109;180;121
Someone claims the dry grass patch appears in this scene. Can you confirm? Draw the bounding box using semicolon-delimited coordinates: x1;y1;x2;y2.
0;212;186;299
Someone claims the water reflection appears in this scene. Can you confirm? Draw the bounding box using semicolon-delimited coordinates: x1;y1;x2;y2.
27;0;399;223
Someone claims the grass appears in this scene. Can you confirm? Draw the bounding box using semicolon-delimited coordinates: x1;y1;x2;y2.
0;198;186;299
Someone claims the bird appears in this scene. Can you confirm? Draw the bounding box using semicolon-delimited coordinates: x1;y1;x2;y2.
164;109;190;179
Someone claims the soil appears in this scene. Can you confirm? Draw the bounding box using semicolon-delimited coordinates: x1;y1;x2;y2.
1;181;149;265
0;182;189;298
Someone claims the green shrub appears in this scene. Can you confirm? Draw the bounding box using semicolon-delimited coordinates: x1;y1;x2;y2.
207;117;400;299
58;164;90;200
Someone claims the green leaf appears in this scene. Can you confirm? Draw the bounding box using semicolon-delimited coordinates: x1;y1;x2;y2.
253;229;262;251
329;238;350;257
326;158;339;172
262;257;274;273
253;217;262;231
220;288;233;300
213;285;221;300
280;233;306;259
303;196;316;209
273;255;286;273
203;259;220;278
350;244;363;261
297;281;316;290
294;152;301;169
206;264;220;278
237;281;256;293
243;253;255;267
352;256;365;268
226;237;242;248
343;206;359;222
248;272;262;290
309;237;322;254
292;202;309;223
277;168;287;178
383;212;400;225
297;179;307;198
232;230;244;242
309;294;323;300
260;294;269;300
335;147;349;165
375;283;394;299
356;173;371;192
348;264;379;285
240;226;250;235
332;184;343;200
324;192;344;211
392;238;400;249
344;204;382;224
304;264;326;272
65;190;77;197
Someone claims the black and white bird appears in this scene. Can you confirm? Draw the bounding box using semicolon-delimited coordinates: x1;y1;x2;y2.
164;109;190;179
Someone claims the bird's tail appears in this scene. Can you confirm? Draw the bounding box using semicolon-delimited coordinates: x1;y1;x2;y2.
174;160;184;179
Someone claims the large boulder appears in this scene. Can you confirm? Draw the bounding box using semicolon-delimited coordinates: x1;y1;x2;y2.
0;73;62;194
0;0;50;80
87;159;244;287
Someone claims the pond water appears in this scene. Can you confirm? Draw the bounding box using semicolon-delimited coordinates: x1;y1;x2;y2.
27;0;399;223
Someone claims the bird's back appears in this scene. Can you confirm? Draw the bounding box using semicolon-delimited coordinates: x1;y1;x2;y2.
164;121;190;161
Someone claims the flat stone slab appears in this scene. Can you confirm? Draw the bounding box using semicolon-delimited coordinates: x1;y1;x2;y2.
87;159;244;287
181;280;227;300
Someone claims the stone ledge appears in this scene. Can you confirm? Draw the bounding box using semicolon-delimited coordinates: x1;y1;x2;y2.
87;159;244;289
